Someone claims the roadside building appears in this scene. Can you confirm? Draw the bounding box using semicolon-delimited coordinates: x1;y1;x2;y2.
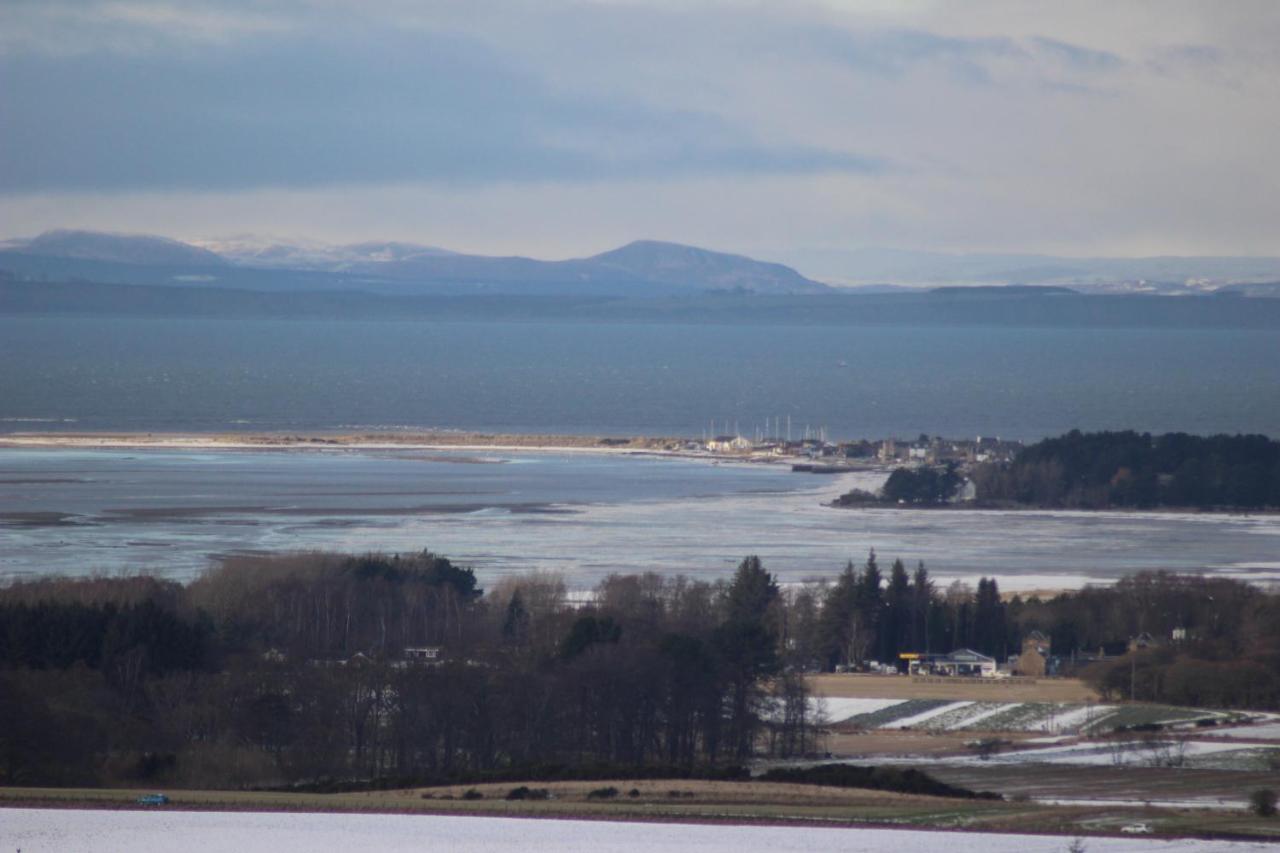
902;648;998;678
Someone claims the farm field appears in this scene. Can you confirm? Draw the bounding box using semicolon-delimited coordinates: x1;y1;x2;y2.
924;763;1280;814
809;679;1278;736
6;776;1280;843
5;807;1279;852
821;697;1251;735
808;673;1280;812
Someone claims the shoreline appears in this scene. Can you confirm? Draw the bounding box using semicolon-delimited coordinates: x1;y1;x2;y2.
0;430;890;473
0;429;689;453
828;497;1280;518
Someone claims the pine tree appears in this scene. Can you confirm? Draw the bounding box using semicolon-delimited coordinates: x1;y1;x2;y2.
911;561;935;653
883;559;911;662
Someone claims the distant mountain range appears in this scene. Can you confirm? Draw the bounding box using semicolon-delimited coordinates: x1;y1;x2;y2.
3;229;1278;300
17;229;229;268
778;246;1280;295
0;230;828;296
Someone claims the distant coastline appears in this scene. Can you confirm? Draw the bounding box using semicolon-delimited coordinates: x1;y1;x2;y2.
0;430;863;469
0;430;685;454
827;495;1280;517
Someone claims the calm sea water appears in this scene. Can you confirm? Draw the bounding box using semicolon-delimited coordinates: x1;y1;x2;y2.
2;317;1278;439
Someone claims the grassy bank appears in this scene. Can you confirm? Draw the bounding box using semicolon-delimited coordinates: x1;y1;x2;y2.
4;779;1280;841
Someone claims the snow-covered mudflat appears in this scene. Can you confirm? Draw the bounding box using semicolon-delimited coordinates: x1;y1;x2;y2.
3;809;1275;853
5;444;1280;590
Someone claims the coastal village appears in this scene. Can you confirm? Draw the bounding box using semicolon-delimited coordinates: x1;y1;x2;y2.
693;429;1022;469
691;429;1022;500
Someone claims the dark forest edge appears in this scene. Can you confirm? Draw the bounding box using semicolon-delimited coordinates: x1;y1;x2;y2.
2;549;1278;791
835;430;1280;510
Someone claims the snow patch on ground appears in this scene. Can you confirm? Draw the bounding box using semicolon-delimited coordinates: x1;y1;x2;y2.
943;702;1009;730
5;809;1277;853
814;697;906;723
1034;797;1248;812
1047;704;1116;734
958;738;1272;767
1200;722;1280;741
883;700;974;729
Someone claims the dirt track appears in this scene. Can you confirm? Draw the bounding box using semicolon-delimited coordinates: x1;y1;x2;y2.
809;674;1098;703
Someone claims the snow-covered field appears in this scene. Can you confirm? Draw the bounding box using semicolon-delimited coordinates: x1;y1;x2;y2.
813;697;906;722
824;698;1252;736
4;809;1275;853
950;738;1271;767
1200;721;1280;740
882;700;975;729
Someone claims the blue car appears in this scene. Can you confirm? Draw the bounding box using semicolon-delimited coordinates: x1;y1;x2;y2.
136;793;169;806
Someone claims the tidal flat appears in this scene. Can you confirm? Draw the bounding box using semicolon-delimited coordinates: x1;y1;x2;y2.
2;444;1277;590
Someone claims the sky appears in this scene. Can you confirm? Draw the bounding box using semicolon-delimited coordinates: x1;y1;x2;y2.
1;0;1278;267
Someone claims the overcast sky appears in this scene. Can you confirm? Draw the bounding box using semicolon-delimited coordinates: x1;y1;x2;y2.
2;0;1278;265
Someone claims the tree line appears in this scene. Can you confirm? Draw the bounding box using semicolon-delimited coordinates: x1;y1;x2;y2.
3;550;1279;789
833;464;963;507
0;553;806;787
973;429;1280;509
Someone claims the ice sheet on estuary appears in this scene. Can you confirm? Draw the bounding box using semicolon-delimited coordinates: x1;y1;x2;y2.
4;447;1280;589
5;809;1275;852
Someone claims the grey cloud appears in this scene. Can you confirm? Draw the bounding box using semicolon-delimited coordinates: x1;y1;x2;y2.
793;25;1024;83
775;24;1128;89
1029;36;1125;72
0;20;880;193
2;1;1276;258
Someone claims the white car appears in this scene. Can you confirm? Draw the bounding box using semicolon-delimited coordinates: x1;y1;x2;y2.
1120;823;1154;834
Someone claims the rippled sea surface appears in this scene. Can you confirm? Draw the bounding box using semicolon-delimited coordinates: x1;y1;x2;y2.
4;317;1280;439
3;447;1277;590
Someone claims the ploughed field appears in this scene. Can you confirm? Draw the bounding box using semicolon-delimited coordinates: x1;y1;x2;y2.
806;673;1280;819
811;675;1268;741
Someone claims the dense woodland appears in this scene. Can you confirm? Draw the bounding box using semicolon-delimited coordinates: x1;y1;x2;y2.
2;550;1279;789
974;430;1280;509
833;464;963;507
836;431;1280;509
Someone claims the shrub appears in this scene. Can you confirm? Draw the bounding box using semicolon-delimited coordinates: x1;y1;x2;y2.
462;788;483;800
757;764;1000;800
587;786;619;799
1250;788;1277;818
505;786;550;801
967;738;1006;760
